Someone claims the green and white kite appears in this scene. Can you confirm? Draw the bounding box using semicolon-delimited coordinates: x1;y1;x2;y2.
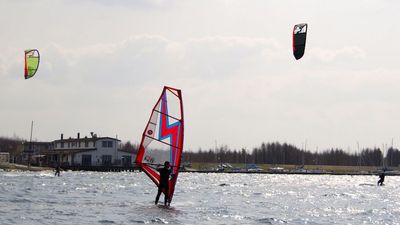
24;49;40;79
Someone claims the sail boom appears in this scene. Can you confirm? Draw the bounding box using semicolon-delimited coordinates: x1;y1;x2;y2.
153;109;182;124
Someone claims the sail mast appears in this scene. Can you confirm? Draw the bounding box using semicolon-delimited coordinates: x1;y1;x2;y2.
30;120;33;143
28;120;33;168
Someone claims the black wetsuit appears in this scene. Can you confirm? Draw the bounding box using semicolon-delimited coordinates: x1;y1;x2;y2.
377;174;385;186
55;166;60;177
155;167;171;205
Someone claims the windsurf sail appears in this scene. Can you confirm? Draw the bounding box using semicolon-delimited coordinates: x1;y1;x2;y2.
24;49;40;79
292;23;308;60
135;86;184;204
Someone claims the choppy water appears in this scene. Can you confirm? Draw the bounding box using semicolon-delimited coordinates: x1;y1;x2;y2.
0;171;399;225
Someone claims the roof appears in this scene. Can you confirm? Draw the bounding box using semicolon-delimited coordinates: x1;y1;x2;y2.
53;136;121;143
96;137;121;141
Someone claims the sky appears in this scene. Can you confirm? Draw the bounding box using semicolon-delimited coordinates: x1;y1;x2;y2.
1;0;400;153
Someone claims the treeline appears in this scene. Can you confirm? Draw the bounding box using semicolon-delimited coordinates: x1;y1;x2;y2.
0;136;139;153
2;136;400;167
0;136;24;152
183;142;400;167
120;141;139;153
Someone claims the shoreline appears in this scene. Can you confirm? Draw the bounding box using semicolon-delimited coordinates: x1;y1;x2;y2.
0;163;52;172
1;163;398;176
181;170;400;176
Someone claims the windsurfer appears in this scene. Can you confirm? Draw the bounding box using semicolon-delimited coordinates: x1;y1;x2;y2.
155;161;172;206
377;172;385;186
55;165;61;177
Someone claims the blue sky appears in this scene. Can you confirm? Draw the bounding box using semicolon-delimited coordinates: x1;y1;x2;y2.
1;0;400;152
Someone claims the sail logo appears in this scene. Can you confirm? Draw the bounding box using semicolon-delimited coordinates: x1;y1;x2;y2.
158;93;181;168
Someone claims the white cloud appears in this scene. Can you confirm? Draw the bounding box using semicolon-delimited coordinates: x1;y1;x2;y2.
2;0;400;151
77;0;174;9
309;46;367;63
2;33;400;150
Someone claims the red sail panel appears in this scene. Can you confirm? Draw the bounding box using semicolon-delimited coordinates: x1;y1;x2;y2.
135;86;184;204
24;51;28;79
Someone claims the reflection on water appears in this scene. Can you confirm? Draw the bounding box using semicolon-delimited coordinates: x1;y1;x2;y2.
1;171;399;224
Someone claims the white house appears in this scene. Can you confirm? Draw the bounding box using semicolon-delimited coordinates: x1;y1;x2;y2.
47;133;135;167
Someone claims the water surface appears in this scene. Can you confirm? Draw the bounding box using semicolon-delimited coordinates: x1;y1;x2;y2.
1;171;399;224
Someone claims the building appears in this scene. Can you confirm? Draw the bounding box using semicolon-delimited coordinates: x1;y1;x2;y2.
0;137;24;164
0;152;10;163
43;133;135;167
22;141;52;166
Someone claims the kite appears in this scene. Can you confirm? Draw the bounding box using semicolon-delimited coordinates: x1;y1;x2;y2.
24;49;40;79
293;23;308;60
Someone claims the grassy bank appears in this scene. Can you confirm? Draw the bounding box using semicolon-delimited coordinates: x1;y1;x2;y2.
190;162;385;173
0;163;52;172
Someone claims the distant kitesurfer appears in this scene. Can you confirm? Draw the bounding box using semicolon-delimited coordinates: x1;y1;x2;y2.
377;172;385;186
155;161;172;206
55;165;61;177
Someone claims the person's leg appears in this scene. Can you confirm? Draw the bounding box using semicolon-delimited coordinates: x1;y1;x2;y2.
155;188;162;204
164;187;169;206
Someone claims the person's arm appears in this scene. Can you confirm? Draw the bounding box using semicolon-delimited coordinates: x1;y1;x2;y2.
169;169;175;179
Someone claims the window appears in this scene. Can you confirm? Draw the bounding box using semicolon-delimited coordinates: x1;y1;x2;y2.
101;155;112;165
61;142;64;148
85;141;88;148
102;140;113;148
82;155;92;166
